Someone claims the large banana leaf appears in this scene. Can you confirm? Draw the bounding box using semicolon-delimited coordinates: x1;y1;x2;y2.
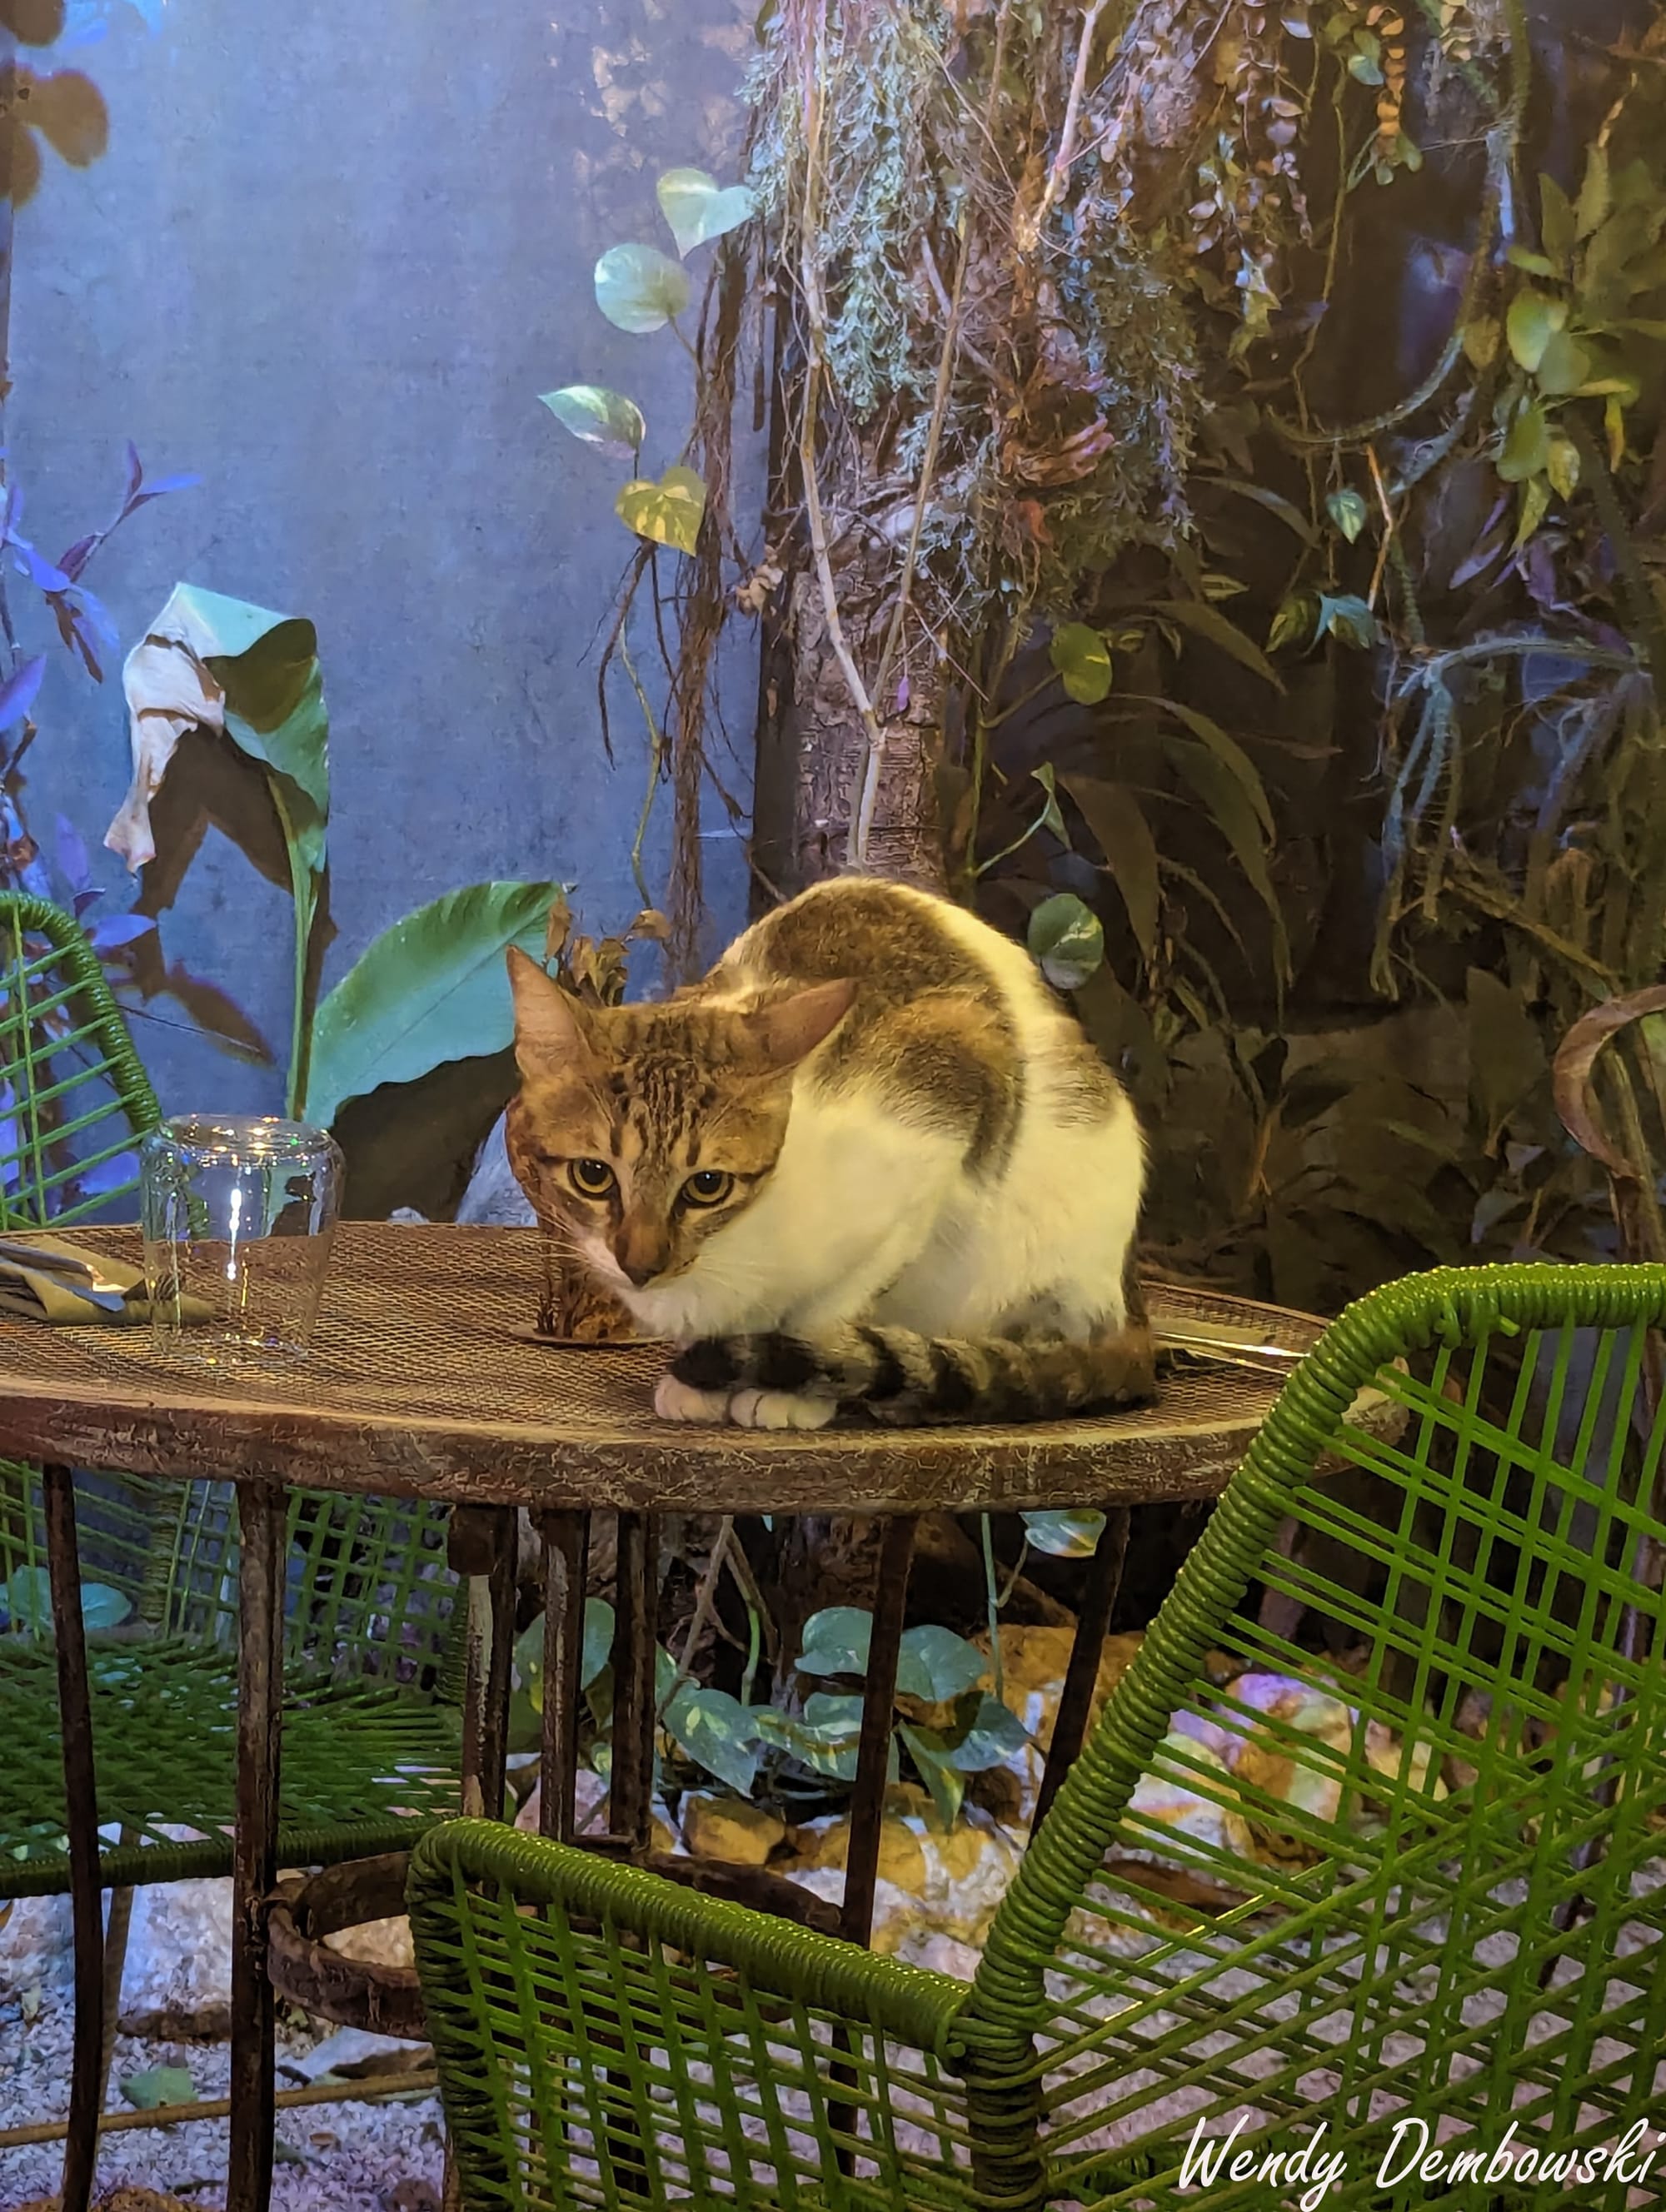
307;879;567;1127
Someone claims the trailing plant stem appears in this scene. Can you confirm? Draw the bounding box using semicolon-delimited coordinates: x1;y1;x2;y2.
268;777;317;1121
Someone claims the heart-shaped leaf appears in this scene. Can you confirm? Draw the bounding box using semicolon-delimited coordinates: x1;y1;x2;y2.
1049;621;1113;705
616;466;707;555
1325;488;1369;544
2;1567;132;1631
1028;892;1105;992
896;1625;985;1704
656;167;755;258
121;2065;195;2112
538;386;646;462
940;1693;1031;1772
594;243;691;333
664;1684;761;1796
1506;291;1568;375
796;1606;872;1679
1021;1507;1106;1558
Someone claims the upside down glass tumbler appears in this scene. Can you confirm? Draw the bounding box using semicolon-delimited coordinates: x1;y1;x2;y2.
140;1116;344;1360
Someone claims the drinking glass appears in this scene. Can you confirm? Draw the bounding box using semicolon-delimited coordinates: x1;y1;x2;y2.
140;1116;344;1361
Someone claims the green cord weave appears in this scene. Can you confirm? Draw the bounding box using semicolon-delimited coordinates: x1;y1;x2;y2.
411;1263;1666;2211
0;895;464;1899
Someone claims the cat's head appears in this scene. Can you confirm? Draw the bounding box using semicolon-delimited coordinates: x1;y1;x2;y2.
505;948;853;1295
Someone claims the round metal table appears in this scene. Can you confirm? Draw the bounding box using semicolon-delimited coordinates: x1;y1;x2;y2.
8;1223;1334;2212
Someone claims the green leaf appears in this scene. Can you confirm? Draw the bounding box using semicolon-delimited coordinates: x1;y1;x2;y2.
593;242;691;333
1143;695;1276;839
940;1693;1031;1772
1575;144;1611;242
1316;594;1380;650
1020;1507;1106;1558
898;1725;965;1827
1267;590;1319;655
1497;401;1551;484
1466;966;1545;1152
655;167;755;258
121;2065;195;2112
121;585;331;889
1028;893;1105;992
307;879;568;1125
1546;432;1580;501
581;1597;615;1691
1161;739;1289;980
537;385;646;462
1030;763;1070;847
1513;475;1552;551
664;1685;761;1796
766;1691;866;1780
2;1568;132;1632
1065;779;1160;964
514;1596;613;1717
1148;598;1285;692
1505;247;1556;277
1325;488;1369;544
1505;291;1567;375
896;1625;985;1704
1534;329;1592;397
797;1606;872;1679
1049;621;1114;705
1539;175;1575;276
616;466;707;555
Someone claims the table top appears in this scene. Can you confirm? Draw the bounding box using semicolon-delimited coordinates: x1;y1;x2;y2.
0;1225;1332;1512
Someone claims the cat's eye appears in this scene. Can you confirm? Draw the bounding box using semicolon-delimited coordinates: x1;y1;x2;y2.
681;1169;735;1208
568;1158;616;1198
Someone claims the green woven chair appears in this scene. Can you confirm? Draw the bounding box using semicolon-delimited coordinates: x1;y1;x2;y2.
0;894;463;1903
410;1262;1666;2210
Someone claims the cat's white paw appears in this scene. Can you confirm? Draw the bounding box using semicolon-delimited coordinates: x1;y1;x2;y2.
727;1387;837;1432
654;1372;732;1423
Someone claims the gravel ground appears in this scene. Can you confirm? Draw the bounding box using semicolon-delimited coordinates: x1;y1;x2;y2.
0;1990;444;2212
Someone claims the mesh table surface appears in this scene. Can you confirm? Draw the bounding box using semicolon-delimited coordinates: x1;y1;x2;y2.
0;1225;1329;1511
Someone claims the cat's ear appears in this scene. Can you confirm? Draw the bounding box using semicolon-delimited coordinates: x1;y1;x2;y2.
743;978;856;1074
506;946;599;1075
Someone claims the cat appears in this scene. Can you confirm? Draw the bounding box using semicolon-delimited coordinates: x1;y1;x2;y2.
505;877;1151;1430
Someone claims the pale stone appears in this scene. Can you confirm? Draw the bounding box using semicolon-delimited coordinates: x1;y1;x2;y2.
323;1914;415;1970
515;1765;611;1838
118;1873;234;2036
788;1791;1022;1954
0;1891;72;1997
283;2025;431;2081
680;1793;786;1869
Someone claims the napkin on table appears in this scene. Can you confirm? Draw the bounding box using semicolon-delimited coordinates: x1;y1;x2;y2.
0;1233;211;1327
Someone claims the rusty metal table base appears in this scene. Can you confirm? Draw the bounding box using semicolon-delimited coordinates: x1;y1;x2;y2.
12;1228;1330;2212
46;1464;103;2212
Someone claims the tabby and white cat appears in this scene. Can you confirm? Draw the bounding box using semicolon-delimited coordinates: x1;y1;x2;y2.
506;878;1150;1429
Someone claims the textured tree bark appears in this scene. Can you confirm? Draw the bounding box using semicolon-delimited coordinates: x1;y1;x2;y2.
786;560;949;894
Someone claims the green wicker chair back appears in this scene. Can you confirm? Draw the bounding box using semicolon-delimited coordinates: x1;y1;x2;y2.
0;894;461;1899
410;1263;1666;2212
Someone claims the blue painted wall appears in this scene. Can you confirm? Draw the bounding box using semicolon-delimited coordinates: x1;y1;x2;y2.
8;0;756;1132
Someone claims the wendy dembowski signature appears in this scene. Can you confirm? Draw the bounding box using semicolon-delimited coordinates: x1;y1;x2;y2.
1178;2115;1658;2208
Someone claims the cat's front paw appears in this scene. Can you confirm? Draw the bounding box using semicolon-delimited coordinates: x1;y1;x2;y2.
727;1387;837;1432
654;1371;733;1424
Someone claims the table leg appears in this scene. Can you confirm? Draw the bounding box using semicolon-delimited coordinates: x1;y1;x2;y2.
840;1514;918;1948
451;1507;516;1822
538;1511;589;1841
1032;1506;1130;1836
608;1512;656;1854
45;1464;102;2212
229;1477;285;2212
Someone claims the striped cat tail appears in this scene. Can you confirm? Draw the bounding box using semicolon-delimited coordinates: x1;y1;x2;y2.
668;1323;1156;1427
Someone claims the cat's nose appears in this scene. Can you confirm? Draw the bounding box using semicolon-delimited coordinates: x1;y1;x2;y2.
615;1225;668;1287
